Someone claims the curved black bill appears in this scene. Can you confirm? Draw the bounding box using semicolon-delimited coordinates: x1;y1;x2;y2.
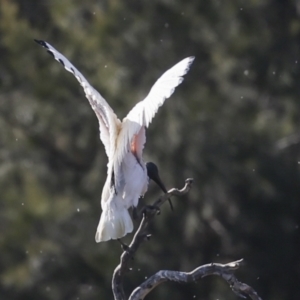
146;162;174;211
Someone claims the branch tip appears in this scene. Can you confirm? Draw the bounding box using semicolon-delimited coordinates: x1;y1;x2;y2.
227;258;244;269
185;178;194;184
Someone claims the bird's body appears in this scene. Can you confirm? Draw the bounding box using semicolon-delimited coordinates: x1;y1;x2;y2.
35;39;194;242
98;149;148;241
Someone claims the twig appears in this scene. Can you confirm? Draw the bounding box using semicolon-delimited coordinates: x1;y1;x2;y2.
112;178;194;300
129;259;262;300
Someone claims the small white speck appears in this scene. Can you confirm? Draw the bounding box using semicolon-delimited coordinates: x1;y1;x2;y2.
181;12;185;15
241;96;244;99
296;60;298;64
25;250;29;254
123;17;126;21
216;253;219;257
273;71;276;75
244;70;249;76
253;169;255;172
160;39;163;42
240;8;243;10
40;250;43;254
104;65;107;68
21;203;24;206
257;277;260;280
77;208;80;212
138;268;140;271
145;276;148;279
16;138;18;141
297;161;300;164
164;23;169;28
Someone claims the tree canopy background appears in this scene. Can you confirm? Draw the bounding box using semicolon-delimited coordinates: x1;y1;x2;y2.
0;0;300;299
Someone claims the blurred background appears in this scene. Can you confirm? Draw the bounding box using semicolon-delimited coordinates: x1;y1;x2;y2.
1;0;300;299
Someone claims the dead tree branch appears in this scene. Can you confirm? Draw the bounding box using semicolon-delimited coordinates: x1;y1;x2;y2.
112;178;193;300
111;178;262;300
128;259;262;300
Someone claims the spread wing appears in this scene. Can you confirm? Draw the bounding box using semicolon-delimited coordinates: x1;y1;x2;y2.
34;39;120;159
115;56;195;165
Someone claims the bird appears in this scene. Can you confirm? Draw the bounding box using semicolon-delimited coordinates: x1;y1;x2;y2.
34;39;194;242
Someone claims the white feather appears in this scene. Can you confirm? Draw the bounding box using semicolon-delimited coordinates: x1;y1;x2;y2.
115;56;195;166
36;39;194;242
35;40;121;159
95;192;133;242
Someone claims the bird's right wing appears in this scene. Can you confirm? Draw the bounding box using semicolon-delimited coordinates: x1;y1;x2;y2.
35;40;120;159
115;56;195;166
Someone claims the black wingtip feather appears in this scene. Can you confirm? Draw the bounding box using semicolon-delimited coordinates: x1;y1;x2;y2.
34;39;48;48
58;59;65;66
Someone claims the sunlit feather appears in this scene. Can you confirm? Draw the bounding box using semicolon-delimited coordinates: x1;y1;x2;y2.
35;39;194;242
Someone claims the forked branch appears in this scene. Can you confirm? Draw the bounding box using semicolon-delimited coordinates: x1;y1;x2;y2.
129;259;262;300
112;178;262;300
112;178;193;300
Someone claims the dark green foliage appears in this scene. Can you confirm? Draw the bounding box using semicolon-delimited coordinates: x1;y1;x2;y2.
0;0;299;299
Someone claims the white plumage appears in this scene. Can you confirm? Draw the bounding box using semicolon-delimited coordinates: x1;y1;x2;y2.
35;40;194;242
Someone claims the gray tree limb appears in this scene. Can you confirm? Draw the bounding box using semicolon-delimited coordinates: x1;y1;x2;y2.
112;178;193;300
129;259;262;300
111;178;262;300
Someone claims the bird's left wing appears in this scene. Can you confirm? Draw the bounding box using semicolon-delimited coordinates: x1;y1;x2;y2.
115;56;195;166
34;39;120;159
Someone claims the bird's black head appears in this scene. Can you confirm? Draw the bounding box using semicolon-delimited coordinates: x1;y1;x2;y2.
146;162;174;211
146;162;167;193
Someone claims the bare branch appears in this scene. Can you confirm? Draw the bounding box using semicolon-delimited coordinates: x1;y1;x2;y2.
112;178;261;300
129;259;262;300
112;178;194;300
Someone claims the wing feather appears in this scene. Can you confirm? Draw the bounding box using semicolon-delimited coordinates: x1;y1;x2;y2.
115;56;195;165
35;39;120;158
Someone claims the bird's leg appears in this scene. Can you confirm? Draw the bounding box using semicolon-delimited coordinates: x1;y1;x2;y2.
146;162;174;211
132;197;146;220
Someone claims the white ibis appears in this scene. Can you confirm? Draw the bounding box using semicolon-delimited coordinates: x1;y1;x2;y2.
35;39;194;242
